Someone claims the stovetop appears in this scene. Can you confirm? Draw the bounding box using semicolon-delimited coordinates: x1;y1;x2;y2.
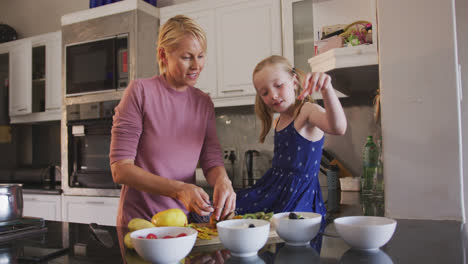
0;217;47;243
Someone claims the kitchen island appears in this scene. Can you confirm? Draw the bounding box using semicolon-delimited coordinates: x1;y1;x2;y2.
1;194;465;263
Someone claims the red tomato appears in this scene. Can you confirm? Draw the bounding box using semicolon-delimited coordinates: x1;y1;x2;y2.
163;235;174;239
176;233;187;237
146;233;158;239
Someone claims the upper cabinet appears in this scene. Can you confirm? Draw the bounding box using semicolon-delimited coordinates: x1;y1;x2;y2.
160;0;282;107
0;31;62;124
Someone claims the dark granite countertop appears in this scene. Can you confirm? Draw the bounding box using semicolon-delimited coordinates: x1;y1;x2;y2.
0;192;465;263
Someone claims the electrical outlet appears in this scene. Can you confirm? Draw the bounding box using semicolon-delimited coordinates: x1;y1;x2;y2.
223;147;237;163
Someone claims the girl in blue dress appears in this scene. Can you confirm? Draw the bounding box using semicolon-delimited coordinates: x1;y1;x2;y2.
236;55;347;252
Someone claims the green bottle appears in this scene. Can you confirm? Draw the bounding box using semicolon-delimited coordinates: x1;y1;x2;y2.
373;138;384;198
362;136;378;194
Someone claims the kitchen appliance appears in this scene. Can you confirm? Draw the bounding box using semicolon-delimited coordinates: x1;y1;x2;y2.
244;150;260;187
0;217;47;243
12;166;60;189
67;100;120;189
65;34;128;96
0;184;23;222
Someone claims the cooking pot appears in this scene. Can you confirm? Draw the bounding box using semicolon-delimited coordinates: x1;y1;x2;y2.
0;184;23;222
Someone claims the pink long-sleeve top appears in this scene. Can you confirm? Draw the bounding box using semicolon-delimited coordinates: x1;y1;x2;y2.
110;75;224;227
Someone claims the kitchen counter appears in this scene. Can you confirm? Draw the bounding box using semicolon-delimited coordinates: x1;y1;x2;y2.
0;194;465;263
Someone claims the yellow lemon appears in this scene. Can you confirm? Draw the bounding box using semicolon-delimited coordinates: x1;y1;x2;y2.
128;218;155;232
151;208;187;227
124;232;134;249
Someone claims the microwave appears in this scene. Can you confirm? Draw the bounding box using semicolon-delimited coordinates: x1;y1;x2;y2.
66;34;129;96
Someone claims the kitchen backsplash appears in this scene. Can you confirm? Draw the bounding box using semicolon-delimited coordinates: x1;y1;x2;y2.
215;94;381;189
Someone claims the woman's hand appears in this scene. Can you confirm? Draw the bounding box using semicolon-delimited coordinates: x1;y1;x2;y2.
298;72;333;100
212;176;236;221
175;183;214;216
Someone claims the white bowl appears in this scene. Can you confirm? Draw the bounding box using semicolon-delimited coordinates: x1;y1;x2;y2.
217;219;270;257
130;226;197;264
334;216;397;251
271;212;322;246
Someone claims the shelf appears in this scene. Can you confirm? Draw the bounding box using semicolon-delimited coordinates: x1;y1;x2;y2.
308;44;378;73
307;44;379;97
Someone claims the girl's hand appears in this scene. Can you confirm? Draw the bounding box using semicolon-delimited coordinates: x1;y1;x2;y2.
176;183;214;216
212;177;236;221
298;72;333;100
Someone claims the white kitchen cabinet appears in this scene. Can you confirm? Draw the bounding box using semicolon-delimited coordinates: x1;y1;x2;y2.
9;39;32;117
62;195;119;226
4;31;62;123
160;0;281;107
23;194;62;221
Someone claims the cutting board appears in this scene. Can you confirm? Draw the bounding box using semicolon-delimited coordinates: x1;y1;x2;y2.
193;223;280;247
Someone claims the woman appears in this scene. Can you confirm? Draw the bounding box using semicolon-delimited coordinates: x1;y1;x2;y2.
110;15;236;227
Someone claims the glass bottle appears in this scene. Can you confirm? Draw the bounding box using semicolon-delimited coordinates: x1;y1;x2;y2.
362;136;378;194
373;138;384;198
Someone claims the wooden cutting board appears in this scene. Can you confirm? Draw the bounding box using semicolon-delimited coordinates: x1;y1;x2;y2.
193;223;280;247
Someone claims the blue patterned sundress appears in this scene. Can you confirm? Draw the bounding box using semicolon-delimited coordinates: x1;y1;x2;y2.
236;120;326;252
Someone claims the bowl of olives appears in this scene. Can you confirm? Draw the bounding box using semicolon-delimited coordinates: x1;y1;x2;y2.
217;219;270;257
271;212;322;246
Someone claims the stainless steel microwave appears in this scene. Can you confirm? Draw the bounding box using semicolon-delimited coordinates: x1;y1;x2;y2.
65;34;129;97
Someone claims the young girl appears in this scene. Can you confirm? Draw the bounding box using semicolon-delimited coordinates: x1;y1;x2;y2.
236;55;346;251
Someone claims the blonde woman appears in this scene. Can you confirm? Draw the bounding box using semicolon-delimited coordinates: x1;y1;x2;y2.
110;15;235;227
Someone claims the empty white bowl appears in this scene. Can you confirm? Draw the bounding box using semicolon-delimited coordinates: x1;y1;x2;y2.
271;212;322;246
334;216;397;251
130;226;197;264
217;219;270;257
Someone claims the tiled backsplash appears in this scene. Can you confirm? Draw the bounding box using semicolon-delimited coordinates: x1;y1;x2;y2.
214;96;381;189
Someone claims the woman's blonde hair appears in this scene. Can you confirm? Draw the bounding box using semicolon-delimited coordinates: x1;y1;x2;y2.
157;15;207;73
253;55;314;143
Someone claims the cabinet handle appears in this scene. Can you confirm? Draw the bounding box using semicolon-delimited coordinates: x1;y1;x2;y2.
46;107;61;111
86;201;105;205
221;89;244;93
17;108;27;112
24;198;38;201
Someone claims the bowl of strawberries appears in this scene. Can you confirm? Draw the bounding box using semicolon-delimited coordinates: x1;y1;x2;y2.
130;226;197;264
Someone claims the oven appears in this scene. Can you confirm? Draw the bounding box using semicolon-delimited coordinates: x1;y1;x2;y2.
67;101;120;189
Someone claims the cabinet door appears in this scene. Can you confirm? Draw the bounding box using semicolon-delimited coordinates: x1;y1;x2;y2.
45;32;62;111
185;10;217;97
62;196;119;226
23;194;62;221
282;0;315;73
9;40;32;116
216;0;281;97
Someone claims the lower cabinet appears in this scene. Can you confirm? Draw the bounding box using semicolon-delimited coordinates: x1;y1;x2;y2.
62;195;119;226
23;194;62;221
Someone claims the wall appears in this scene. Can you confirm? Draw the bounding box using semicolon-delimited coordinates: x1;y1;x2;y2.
0;0;88;38
378;0;463;220
456;0;468;222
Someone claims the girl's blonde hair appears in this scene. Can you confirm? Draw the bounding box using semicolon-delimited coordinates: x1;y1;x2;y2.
253;55;314;143
157;15;207;73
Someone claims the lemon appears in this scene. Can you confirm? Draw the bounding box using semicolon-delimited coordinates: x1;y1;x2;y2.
128;218;155;232
124;232;134;249
151;208;188;227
